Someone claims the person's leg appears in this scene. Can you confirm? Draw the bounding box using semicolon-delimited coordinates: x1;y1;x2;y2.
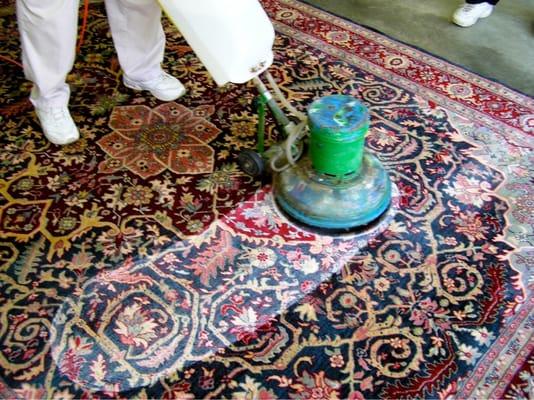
105;0;185;101
452;0;497;27
105;0;164;82
16;0;80;144
16;0;78;108
466;0;499;4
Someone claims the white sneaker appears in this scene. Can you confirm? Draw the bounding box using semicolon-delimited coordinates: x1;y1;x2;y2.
452;2;494;27
123;72;186;101
35;106;80;145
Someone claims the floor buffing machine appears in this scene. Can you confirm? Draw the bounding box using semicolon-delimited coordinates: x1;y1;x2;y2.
159;0;392;232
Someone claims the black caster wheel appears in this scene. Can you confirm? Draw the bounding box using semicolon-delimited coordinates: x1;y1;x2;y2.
238;149;265;177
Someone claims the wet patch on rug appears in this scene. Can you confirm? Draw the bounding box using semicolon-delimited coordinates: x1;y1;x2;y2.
49;188;397;392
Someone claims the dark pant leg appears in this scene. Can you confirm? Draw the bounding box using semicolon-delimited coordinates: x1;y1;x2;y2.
466;0;499;5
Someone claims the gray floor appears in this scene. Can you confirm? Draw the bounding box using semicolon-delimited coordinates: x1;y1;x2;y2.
303;0;534;96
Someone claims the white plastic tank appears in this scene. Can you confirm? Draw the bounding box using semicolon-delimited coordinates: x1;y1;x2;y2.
159;0;275;86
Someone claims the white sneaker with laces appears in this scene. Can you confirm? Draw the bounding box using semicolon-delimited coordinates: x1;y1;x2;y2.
123;72;186;101
35;106;80;145
452;2;494;27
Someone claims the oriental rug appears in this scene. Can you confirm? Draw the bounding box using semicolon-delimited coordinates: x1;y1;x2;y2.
0;0;533;399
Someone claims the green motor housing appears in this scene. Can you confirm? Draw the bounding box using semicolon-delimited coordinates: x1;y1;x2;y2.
308;96;369;178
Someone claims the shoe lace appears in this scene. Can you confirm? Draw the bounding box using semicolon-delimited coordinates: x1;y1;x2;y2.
462;4;477;12
151;73;173;89
52;108;68;119
40;107;69;126
51;108;70;126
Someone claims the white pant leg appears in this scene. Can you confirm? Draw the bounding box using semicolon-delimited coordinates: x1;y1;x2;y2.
105;0;165;82
16;0;79;108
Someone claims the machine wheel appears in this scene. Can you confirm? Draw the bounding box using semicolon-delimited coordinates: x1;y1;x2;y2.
238;149;265;177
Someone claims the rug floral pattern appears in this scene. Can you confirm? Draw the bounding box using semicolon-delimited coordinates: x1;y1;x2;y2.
0;0;532;399
98;103;220;178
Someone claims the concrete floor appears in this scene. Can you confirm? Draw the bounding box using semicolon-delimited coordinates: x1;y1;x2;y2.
303;0;534;96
